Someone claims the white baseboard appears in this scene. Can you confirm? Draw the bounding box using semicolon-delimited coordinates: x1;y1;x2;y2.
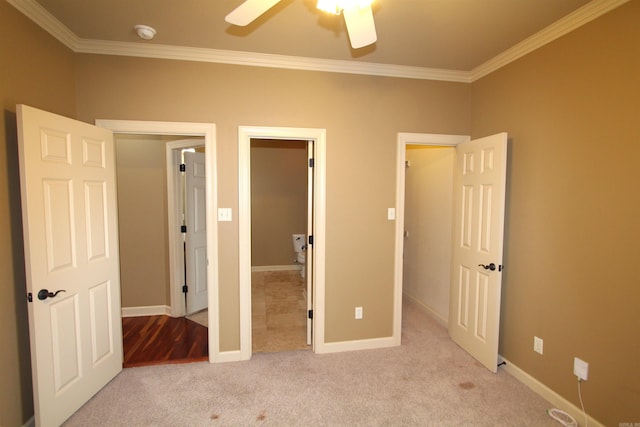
121;305;172;317
212;350;243;363
251;265;301;272
315;336;398;354
500;357;604;427
403;292;448;327
23;416;34;427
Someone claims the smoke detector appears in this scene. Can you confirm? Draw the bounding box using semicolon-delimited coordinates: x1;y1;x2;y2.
134;25;156;40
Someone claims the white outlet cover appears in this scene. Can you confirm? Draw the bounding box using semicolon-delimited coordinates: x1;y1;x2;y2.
534;336;543;355
574;357;589;381
355;306;363;319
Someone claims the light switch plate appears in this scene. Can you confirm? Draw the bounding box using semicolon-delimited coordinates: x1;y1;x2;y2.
218;208;232;222
388;208;395;220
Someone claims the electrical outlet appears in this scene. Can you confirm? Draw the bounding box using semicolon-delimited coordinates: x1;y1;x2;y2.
574;357;589;381
533;336;543;355
355;306;363;320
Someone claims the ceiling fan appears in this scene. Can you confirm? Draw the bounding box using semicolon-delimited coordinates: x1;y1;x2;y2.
225;0;377;49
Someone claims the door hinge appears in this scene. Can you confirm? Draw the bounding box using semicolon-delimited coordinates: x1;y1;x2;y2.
181;225;187;233
182;285;188;293
308;235;313;246
499;265;504;272
27;292;33;302
179;163;186;172
309;158;314;168
308;309;313;319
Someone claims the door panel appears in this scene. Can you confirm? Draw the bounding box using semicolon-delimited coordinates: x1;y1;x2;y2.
89;280;115;363
449;132;507;373
18;104;122;426
306;140;314;347
43;179;76;270
50;295;82;392
85;181;108;260
184;151;208;314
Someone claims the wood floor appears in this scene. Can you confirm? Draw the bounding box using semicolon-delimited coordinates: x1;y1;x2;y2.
122;315;208;368
122;270;306;367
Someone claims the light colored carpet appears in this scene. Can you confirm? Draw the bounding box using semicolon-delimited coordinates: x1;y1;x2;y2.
64;298;557;426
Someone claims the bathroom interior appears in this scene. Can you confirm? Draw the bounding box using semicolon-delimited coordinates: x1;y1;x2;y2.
250;138;310;353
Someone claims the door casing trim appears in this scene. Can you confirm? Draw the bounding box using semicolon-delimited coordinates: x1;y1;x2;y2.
96;119;221;363
237;126;327;359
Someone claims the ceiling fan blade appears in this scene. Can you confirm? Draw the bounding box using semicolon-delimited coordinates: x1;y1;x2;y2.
342;5;377;49
225;0;282;26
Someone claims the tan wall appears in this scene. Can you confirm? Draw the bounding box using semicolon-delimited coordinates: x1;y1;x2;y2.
9;2;635;425
0;3;77;426
73;55;470;348
403;146;454;321
251;139;308;267
115;134;170;307
470;2;640;424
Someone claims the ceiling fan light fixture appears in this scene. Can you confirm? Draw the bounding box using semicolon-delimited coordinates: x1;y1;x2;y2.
225;0;377;49
316;0;373;15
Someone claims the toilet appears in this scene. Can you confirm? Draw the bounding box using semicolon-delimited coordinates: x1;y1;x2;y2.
292;234;306;278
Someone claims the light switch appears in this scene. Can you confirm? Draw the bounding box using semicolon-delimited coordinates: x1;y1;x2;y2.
218;208;232;222
388;208;395;220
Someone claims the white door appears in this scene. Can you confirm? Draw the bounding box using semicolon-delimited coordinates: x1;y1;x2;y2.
306;140;314;347
17;105;123;426
448;132;507;373
184;151;208;314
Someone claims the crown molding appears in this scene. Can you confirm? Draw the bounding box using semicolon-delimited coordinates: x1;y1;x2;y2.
7;0;79;49
7;0;629;84
470;0;631;81
74;39;472;82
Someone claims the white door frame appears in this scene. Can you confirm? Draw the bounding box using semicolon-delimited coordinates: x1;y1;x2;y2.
238;126;327;360
166;139;205;318
95;120;222;363
394;133;470;341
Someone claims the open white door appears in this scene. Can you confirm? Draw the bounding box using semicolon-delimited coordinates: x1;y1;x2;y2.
306;140;314;347
184;151;208;315
448;132;507;373
17;105;123;426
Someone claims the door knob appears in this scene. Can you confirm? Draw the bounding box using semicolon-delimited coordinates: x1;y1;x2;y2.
37;289;66;301
478;263;496;271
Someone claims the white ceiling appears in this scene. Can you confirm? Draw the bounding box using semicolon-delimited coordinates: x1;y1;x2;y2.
9;0;626;81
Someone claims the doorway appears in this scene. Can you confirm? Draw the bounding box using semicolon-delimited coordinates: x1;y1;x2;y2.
114;136;205;316
237;126;327;360
393;133;470;340
250;139;310;353
113;134;209;365
402;144;455;325
96;119;221;363
394;132;508;372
